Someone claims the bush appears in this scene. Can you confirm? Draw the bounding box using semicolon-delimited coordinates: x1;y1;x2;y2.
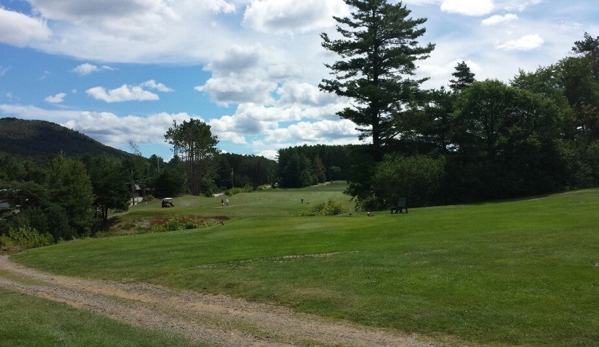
226;185;253;196
0;226;54;250
299;199;344;216
143;195;154;202
372;154;446;208
151;217;201;232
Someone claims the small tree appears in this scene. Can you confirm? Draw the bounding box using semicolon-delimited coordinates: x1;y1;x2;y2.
45;155;94;238
449;61;476;93
165;119;219;195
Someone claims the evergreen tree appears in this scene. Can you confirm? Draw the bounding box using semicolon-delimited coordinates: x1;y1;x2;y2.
164;119;219;195
320;0;434;161
45;155;94;238
449;61;476;93
572;32;599;81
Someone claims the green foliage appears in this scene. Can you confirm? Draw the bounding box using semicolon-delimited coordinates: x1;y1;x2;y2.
299;199;344;216
46;155;94;237
0;226;54;249
372;154;445;207
84;155;131;224
143;194;154;202
449;61;476;93
150;217;207;232
215;153;277;189
164;119;219;195
449;80;565;200
226;185;253;196
153;164;186;198
320;0;434;161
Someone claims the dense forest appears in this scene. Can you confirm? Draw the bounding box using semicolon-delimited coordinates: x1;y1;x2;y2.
314;1;599;210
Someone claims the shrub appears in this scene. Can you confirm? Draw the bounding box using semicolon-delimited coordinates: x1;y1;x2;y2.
372;154;446;208
300;199;344;216
0;226;54;249
143;195;154;202
150;217;202;232
226;185;253;196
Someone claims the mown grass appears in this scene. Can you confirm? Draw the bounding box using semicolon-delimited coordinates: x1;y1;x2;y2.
8;185;599;346
0;288;210;347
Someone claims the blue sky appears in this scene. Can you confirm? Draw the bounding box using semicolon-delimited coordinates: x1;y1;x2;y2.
1;0;598;160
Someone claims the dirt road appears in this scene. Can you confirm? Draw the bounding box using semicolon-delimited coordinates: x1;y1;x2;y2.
0;255;455;347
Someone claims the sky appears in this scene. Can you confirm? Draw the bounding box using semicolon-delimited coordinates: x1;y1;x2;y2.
1;0;598;161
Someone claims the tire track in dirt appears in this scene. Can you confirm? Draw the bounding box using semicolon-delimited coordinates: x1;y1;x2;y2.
0;255;456;347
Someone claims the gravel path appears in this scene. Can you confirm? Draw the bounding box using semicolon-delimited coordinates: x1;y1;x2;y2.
0;255;457;347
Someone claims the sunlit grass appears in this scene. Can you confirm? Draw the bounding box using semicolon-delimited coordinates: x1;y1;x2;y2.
0;288;209;347
10;186;599;346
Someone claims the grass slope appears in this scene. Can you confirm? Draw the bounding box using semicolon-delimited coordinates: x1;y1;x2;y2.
9;185;599;346
0;288;208;347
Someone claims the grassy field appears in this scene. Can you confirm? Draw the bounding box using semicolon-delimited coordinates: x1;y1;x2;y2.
8;183;599;346
0;287;209;347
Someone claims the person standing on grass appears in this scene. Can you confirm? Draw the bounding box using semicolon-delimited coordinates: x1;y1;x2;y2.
221;198;224;208
225;198;230;207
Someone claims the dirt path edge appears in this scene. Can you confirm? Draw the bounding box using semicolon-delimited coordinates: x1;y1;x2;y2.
0;255;458;347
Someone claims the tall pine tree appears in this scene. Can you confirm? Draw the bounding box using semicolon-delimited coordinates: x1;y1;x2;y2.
320;0;434;162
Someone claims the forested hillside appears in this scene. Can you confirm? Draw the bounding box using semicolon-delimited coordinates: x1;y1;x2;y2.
0;118;131;158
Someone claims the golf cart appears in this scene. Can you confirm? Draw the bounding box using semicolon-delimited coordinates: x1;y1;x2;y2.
161;198;174;208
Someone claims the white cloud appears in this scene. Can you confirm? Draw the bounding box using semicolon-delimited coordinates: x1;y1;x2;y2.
242;0;349;34
276;81;338;107
86;85;160;103
497;0;541;12
141;80;174;92
496;34;544;51
22;0;239;64
0;66;10;77
72;63;98;75
44;92;67;103
63;111;196;146
440;0;494;16
0;8;51;46
71;63;114;76
196;77;276;106
256;149;278;161
482;14;518;26
0;104;81;122
206;44;266;74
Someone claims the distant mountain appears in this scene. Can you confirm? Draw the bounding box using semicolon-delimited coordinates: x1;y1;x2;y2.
0;117;132;158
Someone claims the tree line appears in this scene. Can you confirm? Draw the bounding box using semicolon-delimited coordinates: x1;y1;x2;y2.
317;0;599;210
0;134;276;244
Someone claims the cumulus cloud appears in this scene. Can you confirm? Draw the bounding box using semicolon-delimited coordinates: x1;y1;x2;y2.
206;45;266;74
264;119;360;143
440;0;494;16
0;8;51;46
276;81;338;107
498;0;541;12
0;104;81;122
242;0;349;34
63;111;196;146
482;14;518;26
196;77;276;106
496;34;544;51
71;63;114;76
44;92;67;103
86;85;160;103
141;80;174;92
